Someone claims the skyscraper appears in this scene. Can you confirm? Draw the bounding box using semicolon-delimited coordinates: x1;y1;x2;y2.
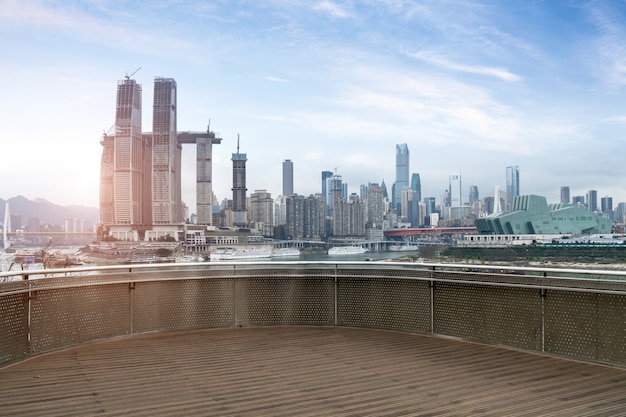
326;174;343;216
100;77;148;227
587;190;598;212
151;77;180;224
366;183;384;229
468;185;479;204
448;173;462;219
283;159;294;196
506;166;520;209
601;196;613;214
410;173;421;203
250;189;273;236
231;135;247;227
394;144;409;215
560;186;570;204
449;174;462;207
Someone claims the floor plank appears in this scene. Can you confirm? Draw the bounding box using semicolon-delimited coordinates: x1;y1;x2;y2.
1;326;625;416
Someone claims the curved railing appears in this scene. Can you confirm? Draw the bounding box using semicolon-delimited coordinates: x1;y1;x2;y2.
1;261;625;368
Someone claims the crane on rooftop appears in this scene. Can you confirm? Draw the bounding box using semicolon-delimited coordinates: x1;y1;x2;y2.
124;66;142;80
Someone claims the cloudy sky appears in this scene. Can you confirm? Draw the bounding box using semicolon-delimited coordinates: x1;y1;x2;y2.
2;0;626;210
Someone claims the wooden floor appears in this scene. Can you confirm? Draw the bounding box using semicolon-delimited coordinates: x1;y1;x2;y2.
1;326;625;416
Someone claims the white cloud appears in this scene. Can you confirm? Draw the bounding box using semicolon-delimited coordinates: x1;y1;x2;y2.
408;51;522;82
313;1;350;18
265;76;291;83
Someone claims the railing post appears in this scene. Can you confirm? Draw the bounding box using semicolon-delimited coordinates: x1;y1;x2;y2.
430;265;436;334
129;281;135;335
334;264;338;326
540;287;547;352
233;264;238;327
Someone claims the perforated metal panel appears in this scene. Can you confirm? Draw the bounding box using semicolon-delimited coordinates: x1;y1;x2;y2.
544;291;612;361
338;277;431;332
133;279;234;332
0;292;29;366
434;282;542;350
597;294;626;363
30;284;130;353
235;277;335;326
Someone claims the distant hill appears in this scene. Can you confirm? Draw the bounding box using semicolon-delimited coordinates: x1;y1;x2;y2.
0;196;99;228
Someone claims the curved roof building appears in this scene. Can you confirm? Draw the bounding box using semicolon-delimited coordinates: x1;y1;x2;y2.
475;195;613;235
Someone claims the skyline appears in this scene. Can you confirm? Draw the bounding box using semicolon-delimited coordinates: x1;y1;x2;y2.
2;1;626;210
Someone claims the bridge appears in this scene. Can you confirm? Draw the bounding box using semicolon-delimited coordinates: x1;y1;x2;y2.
1;261;625;415
384;226;478;238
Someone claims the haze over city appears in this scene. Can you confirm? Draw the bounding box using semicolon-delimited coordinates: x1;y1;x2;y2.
2;1;626;209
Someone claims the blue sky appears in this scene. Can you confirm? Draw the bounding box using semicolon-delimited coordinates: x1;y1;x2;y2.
2;0;626;210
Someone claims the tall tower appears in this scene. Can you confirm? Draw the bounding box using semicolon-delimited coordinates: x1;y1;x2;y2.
321;171;332;197
231;135;248;227
152;77;180;224
410;173;421;203
282;159;294;196
587;189;598;212
560;186;570;204
394;143;409;215
103;77;147;226
327;174;344;216
506;166;520;209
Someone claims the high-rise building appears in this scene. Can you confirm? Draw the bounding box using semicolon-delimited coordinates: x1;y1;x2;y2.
601;196;613;213
410;173;421;203
283;160;294;196
100;77;149;227
321;170;332;199
449;174;462;207
366;183;384;229
304;194;326;239
380;180;388;200
274;195;287;226
468;185;479;204
231;135;247;227
394;144;409;214
151;77;181;224
447;173;462;220
572;195;585;207
326;174;343;216
506;166;519;209
286;195;305;239
560;186;570;204
250;190;273;236
587;190;598;212
615;202;626;223
424;197;436;220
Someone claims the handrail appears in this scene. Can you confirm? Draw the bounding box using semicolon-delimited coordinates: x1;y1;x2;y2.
1;261;625;368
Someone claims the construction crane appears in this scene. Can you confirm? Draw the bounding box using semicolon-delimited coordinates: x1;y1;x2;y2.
124;66;142;80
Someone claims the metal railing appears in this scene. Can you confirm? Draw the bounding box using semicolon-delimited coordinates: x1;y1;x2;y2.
1;261;625;368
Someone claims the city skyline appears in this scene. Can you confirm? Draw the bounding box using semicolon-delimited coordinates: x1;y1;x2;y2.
2;1;626;209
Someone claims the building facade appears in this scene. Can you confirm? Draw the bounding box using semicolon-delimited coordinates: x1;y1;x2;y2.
151;78;181;225
560;186;570;204
475;195;613;235
394;143;409;215
100;77;149;227
282;159;294;196
231;137;247;227
506;166;520;209
250;190;274;236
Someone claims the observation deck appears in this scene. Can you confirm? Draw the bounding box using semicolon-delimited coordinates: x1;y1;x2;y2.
1;261;625;416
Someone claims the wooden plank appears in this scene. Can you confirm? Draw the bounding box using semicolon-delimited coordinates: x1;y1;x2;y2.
0;327;624;416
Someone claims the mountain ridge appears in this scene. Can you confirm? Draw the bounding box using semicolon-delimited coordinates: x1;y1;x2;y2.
0;196;99;228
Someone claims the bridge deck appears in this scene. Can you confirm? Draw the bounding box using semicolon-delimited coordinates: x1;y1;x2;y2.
1;327;625;416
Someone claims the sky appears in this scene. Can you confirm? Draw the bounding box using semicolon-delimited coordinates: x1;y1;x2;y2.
2;0;626;211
